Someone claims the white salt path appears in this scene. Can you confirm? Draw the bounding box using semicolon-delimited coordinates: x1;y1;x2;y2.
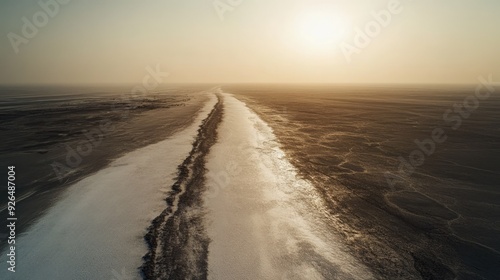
204;92;374;280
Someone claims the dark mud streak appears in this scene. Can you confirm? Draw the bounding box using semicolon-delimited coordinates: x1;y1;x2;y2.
141;94;223;280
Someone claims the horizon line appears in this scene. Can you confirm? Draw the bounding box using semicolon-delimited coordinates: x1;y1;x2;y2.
0;82;492;87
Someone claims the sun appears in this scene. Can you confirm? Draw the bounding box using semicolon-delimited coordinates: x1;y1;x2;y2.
296;11;347;52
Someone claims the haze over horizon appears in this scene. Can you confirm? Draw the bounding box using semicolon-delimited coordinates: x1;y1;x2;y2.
1;0;499;85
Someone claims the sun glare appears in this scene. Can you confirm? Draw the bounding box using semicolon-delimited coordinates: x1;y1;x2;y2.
297;11;347;52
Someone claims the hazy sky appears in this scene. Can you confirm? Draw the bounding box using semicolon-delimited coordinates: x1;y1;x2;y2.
1;0;499;84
